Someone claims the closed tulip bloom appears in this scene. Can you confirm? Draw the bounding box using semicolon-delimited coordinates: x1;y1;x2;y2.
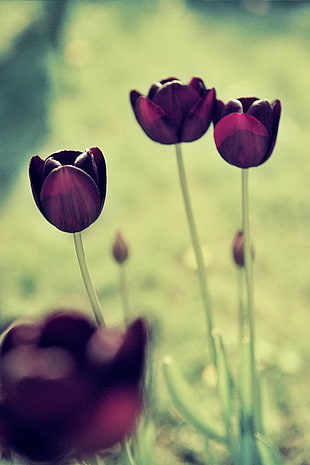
130;77;216;144
232;230;255;267
29;148;107;233
0;311;147;462
213;97;281;168
112;231;129;264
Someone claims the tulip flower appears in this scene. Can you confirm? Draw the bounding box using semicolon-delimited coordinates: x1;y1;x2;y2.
0;310;147;462
213;97;281;168
29;147;107;233
130;77;216;144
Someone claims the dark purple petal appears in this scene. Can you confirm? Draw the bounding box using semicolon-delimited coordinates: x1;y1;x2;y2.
112;318;147;384
39;311;96;356
214;113;269;168
86;318;147;386
0;323;41;356
72;386;142;454
130;90;142;108
134;96;178;144
152;80;198;130
222;99;243;117
48;150;82;166
87;147;107;204
247;99;273;136
40;166;102;233
188;77;207;96
42;157;62;179
29;156;45;213
181;88;215;142
239;97;259;113
75;151;99;185
213;99;225;125
265;99;282;159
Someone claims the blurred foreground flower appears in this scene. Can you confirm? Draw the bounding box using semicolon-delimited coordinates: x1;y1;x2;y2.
0;311;146;462
130;77;215;144
214;97;281;168
29;148;107;233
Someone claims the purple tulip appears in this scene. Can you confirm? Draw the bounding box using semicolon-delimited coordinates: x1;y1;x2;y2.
213;97;281;168
130;77;216;144
0;311;147;462
29;148;107;233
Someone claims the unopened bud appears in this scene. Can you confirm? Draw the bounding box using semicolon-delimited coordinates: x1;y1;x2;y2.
112;231;129;264
232;230;254;267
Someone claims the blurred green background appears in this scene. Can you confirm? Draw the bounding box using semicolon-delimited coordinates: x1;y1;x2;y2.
0;1;309;464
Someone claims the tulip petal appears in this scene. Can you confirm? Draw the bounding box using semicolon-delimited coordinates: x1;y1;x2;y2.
239;97;259;113
152;81;198;130
222;99;243;117
265;99;281;160
188;77;206;96
130;89;142;108
73;387;142;453
29;156;45;213
49;150;82;166
88;147;107;201
214;113;269;168
40;166;102;233
247;99;273;136
181;88;215;142
134;96;178;144
39;311;96;356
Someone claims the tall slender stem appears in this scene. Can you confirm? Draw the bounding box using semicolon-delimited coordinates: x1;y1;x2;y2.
119;264;130;324
241;169;257;429
175;143;215;364
237;268;245;344
73;232;104;326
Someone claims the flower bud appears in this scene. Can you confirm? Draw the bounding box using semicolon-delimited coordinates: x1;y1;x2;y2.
130;77;216;144
214;97;281;168
112;231;129;264
29;148;107;233
232;230;254;267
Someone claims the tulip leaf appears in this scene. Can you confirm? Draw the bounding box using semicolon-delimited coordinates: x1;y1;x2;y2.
239;338;254;418
162;356;226;444
255;433;283;465
213;330;234;418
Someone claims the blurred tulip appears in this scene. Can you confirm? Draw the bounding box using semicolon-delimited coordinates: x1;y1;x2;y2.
29;148;107;233
214;97;281;168
0;311;147;462
112;231;129;264
130;77;216;144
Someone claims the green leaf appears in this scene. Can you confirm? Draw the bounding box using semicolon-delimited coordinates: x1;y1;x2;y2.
255;433;283;465
162;356;226;443
239;338;254;418
213;330;234;418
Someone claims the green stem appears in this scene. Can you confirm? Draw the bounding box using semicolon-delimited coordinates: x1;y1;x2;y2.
238;268;246;344
124;440;138;465
119;264;130;324
241;169;257;430
73;232;104;326
175;143;215;365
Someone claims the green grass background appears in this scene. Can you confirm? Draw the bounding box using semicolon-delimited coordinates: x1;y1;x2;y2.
0;1;309;463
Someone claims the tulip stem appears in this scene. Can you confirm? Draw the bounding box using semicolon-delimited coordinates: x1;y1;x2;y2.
73;232;105;326
119;264;130;324
124;440;138;465
175;143;215;365
241;169;258;431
